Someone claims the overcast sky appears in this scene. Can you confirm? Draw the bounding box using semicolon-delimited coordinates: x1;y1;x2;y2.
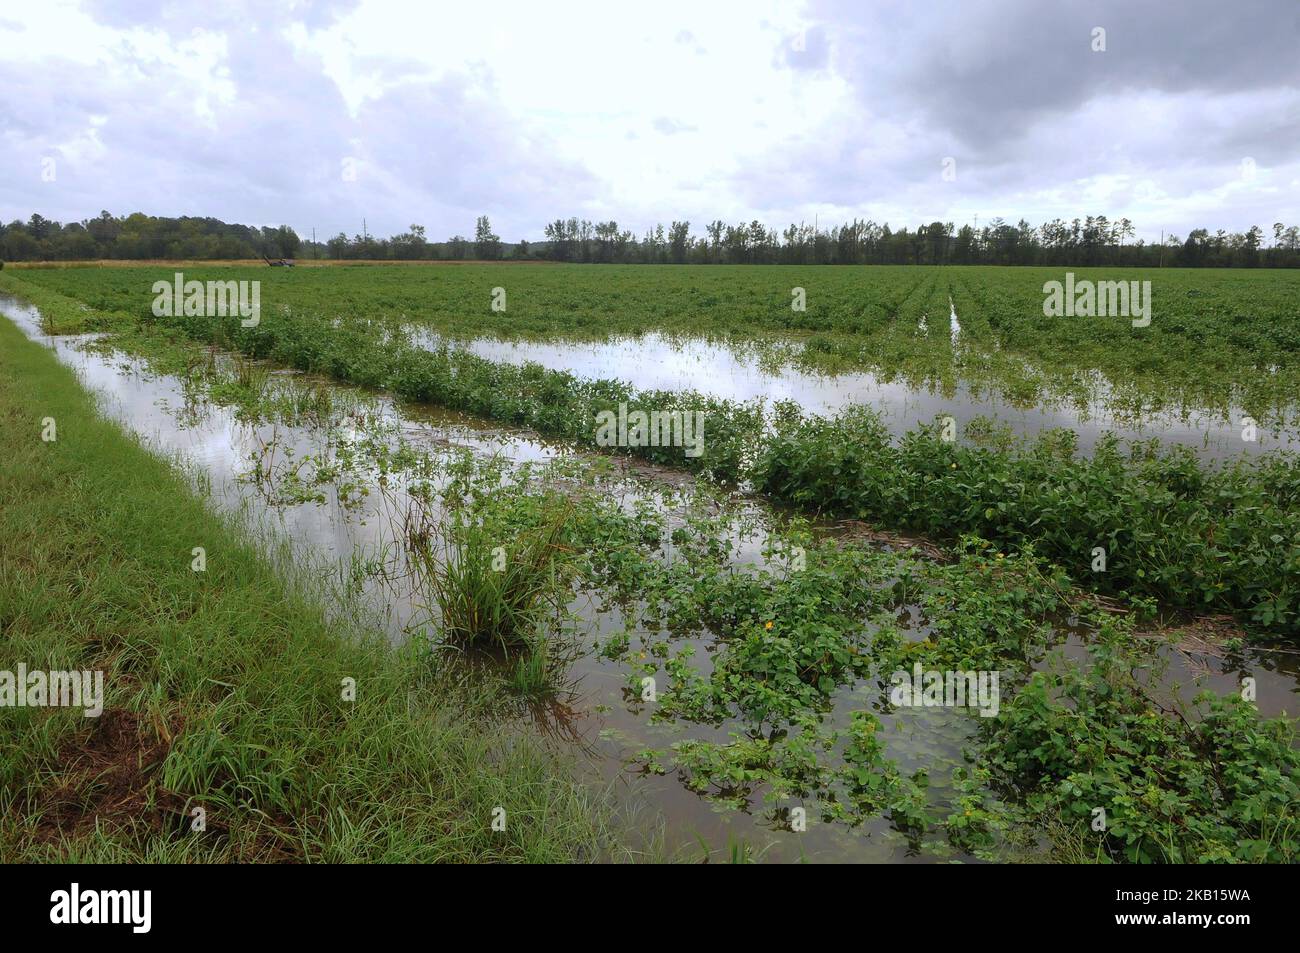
2;0;1297;243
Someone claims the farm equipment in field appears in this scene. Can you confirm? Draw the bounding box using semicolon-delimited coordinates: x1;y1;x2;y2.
263;255;295;267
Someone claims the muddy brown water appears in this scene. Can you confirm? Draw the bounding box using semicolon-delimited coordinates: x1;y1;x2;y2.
5;296;1297;863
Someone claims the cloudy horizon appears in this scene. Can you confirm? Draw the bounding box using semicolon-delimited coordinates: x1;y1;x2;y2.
2;0;1297;245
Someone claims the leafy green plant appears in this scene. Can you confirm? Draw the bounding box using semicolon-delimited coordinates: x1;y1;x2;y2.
979;623;1300;863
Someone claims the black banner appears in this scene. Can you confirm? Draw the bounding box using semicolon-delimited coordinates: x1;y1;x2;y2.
0;864;1278;939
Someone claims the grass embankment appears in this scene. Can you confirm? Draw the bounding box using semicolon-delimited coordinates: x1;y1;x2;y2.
0;313;616;862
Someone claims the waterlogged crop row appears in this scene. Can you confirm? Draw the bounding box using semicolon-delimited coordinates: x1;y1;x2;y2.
756;408;1300;633
11;262;1300;426
949;267;1300;423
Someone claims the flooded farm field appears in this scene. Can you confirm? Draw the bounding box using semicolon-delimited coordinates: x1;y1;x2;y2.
7;0;1300;881
6;289;1297;864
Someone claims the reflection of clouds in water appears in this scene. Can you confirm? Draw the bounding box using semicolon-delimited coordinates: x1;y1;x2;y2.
16;323;429;642
58;340;245;481
414;328;1292;461
1;298;567;649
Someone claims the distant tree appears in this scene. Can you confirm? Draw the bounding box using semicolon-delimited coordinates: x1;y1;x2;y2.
86;210;120;244
2;227;39;260
474;216;501;259
704;220;724;263
275;225;301;258
668;221;691;263
543;219;570;261
1242;225;1263;267
54;223;98;259
26;213;52;241
953;224;974;264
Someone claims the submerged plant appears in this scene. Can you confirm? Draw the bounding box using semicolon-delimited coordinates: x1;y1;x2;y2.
508;633;571;699
411;500;574;649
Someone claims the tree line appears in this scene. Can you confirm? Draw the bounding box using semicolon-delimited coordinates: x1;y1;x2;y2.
2;211;302;263
4;210;1299;268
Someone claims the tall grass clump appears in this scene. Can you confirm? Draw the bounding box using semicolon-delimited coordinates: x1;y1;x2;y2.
411;501;574;650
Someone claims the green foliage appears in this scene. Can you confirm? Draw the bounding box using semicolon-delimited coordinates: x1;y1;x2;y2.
756;409;1300;634
6;264;1300;863
979;625;1299;863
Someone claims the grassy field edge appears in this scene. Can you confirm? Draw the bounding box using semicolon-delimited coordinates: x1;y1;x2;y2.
0;311;619;862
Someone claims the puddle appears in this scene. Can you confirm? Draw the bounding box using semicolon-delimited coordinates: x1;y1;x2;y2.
404;326;1298;462
5;294;1297;862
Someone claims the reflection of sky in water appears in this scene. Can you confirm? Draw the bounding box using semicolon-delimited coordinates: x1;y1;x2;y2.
409;327;1297;461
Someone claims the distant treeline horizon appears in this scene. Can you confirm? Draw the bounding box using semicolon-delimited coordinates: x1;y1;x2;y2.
4;210;1299;268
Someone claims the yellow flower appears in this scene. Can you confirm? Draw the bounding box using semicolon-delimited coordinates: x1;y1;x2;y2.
996;553;1005;560
764;621;774;630
950;463;957;469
